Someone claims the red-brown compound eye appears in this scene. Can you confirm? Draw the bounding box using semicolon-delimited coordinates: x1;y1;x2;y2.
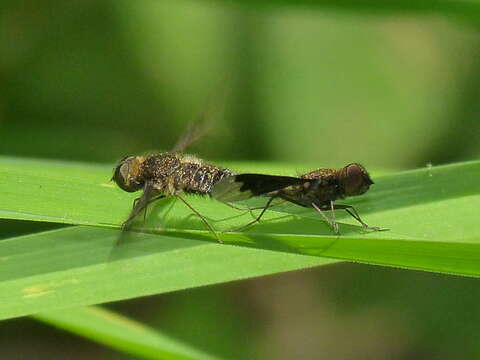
341;163;373;196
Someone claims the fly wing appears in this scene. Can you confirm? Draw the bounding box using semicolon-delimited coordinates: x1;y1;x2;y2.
109;181;163;260
171;85;229;153
121;181;159;231
211;173;308;202
171;118;213;153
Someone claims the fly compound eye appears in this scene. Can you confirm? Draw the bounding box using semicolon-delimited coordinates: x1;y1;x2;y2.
112;156;143;192
342;163;373;196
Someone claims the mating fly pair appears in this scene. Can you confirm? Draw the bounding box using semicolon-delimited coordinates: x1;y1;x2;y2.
112;124;381;240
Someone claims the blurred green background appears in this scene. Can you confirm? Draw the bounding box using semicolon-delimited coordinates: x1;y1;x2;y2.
2;0;480;358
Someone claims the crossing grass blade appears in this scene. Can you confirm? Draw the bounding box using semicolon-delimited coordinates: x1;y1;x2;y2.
0;226;334;320
34;306;221;360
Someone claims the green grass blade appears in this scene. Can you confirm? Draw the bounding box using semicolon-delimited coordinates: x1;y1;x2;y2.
34;306;220;360
0;226;332;320
1;156;478;244
1;156;480;319
0;156;303;227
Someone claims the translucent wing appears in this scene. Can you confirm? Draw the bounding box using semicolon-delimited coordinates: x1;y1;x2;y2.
171;118;213;153
121;181;158;230
171;85;229;153
109;181;164;259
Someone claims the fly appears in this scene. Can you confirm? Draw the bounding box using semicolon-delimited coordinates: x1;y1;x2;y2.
212;163;384;234
112;116;233;242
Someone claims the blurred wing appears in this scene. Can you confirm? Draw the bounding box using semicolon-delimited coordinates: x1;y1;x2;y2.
121;181;158;231
212;173;308;202
171;118;213;153
109;181;162;260
171;85;229;153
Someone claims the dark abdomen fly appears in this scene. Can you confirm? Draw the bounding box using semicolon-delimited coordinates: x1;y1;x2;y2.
212;163;385;234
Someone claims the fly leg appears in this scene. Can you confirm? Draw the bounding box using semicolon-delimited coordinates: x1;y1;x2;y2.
111;184;163;260
176;194;222;243
311;201;339;234
128;194;166;225
124;196;165;229
122;183;160;230
222;199;286;219
141;195;166;222
333;204;388;232
226;196;277;232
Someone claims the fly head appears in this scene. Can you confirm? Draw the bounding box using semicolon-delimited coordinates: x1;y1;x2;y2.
112;156;146;192
338;163;373;197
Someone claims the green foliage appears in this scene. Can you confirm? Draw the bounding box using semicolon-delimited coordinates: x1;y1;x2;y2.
3;0;480;358
227;0;480;17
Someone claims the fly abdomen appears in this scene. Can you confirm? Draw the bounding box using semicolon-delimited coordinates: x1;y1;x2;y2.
172;161;233;195
188;164;233;194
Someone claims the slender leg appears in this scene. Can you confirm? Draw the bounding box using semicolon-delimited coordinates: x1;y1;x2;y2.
112;185;163;260
122;183;157;230
330;200;339;233
142;194;166;222
222;199;286;221
333;204;387;232
124;193;165;230
176;194;222;243
227;196;277;232
223;199;286;212
131;194;165;209
311;202;339;234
